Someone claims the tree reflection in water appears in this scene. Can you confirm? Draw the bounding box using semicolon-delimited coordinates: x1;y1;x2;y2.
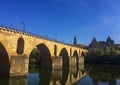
88;65;120;85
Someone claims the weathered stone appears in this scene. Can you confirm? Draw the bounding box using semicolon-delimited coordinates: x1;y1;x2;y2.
10;56;29;76
70;56;77;66
79;57;84;64
52;56;62;69
0;27;87;76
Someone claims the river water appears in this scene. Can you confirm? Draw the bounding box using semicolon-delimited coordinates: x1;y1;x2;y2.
1;65;120;85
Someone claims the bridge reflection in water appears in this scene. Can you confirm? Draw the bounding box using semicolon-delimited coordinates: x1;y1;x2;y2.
0;76;27;85
27;64;87;85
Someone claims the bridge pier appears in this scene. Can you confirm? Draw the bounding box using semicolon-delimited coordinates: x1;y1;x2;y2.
78;56;84;64
10;55;29;76
52;56;62;69
78;56;84;71
9;55;84;76
69;56;77;66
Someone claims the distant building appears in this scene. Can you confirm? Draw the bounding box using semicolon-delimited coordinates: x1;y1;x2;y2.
73;36;88;49
73;36;77;45
89;36;119;49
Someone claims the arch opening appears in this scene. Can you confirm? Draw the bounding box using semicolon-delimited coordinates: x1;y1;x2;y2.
59;48;69;68
73;50;79;78
73;50;79;64
54;45;57;56
0;42;10;76
29;44;52;69
79;50;81;56
59;48;69;85
29;47;41;68
81;51;85;56
17;37;24;54
70;48;72;56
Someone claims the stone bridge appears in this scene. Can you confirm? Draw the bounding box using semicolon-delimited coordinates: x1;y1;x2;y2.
0;26;87;76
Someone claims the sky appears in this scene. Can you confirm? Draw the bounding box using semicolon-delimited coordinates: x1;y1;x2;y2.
0;0;120;45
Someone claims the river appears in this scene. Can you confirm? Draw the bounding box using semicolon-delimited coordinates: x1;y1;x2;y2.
1;65;120;85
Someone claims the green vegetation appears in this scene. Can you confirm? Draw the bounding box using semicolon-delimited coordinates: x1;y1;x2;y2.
85;37;120;64
29;48;41;67
85;47;120;64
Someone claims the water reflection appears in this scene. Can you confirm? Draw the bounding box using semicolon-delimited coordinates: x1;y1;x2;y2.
0;76;9;85
0;76;27;85
88;65;120;85
39;69;52;85
9;76;27;85
27;64;87;85
2;64;120;85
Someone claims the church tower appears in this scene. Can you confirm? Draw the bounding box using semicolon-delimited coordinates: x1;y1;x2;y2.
73;36;77;45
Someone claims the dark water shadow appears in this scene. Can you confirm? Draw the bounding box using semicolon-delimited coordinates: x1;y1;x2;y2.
39;69;52;85
59;48;69;67
0;76;9;85
37;44;52;69
59;67;69;85
73;65;79;79
88;65;120;85
0;42;10;76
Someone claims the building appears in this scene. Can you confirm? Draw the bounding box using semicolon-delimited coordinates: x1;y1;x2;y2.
89;36;120;49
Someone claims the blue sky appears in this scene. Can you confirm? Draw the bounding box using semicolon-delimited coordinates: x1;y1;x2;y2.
0;0;120;45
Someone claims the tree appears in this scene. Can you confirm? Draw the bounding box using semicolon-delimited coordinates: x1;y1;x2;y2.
30;48;41;62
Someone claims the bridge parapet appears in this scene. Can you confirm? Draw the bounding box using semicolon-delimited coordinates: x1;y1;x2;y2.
0;26;88;50
0;26;87;76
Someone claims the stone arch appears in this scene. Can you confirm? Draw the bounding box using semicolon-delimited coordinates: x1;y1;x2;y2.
73;50;79;78
79;50;81;56
54;45;57;56
0;42;10;76
70;48;72;56
81;51;84;56
29;47;41;67
59;48;69;85
73;50;78;57
73;50;79;63
17;37;24;54
36;43;52;68
59;48;69;67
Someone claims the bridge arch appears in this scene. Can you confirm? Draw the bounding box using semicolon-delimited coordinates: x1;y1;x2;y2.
79;50;81;56
37;43;52;68
81;51;84;56
29;43;52;68
70;48;72;56
73;50;79;63
73;50;79;78
17;37;24;54
0;42;10;76
59;48;69;67
73;50;78;57
54;45;57;56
